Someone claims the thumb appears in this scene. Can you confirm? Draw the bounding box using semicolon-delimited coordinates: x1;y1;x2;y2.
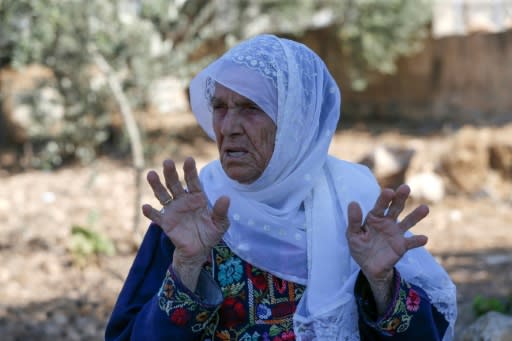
212;196;231;232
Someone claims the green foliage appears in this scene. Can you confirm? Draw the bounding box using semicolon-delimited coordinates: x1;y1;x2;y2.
138;0;433;89
0;0;432;167
338;0;432;90
472;294;512;317
138;0;432;90
1;0;162;168
69;224;116;263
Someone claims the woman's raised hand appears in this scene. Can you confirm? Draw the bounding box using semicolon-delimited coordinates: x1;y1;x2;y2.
142;157;230;289
347;184;429;281
346;184;429;313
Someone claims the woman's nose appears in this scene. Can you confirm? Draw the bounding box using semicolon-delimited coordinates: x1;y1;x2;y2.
221;108;243;136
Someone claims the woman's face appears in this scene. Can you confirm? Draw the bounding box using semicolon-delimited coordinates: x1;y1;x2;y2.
211;84;276;184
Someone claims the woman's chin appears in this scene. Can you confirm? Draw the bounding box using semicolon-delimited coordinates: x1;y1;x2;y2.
223;165;260;184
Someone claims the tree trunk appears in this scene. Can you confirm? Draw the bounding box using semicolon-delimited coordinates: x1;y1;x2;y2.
89;45;145;236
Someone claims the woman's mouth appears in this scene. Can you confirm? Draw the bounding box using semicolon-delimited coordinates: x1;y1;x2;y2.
227;151;247;158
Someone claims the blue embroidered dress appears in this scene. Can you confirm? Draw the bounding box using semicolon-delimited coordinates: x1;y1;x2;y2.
105;224;449;340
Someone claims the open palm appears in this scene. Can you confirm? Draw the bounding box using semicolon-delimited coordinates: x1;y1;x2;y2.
142;158;230;266
346;184;429;281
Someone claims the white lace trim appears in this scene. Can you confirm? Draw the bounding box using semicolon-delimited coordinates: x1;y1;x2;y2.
294;303;360;341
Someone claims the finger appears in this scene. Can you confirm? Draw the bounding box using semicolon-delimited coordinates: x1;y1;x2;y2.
147;171;172;205
142;204;162;225
369;188;395;217
386;184;410;220
211;196;231;232
405;235;428;250
183;157;203;193
163;159;186;197
399;204;429;232
346;201;363;235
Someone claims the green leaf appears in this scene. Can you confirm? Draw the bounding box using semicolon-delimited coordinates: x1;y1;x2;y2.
269;325;282;337
472;295;507;316
70;225;116;257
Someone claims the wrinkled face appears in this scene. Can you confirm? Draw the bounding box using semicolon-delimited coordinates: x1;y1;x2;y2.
211;84;277;184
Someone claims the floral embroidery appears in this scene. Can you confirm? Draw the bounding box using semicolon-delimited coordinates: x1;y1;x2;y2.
218;257;243;286
245;263;267;291
387;317;401;330
159;241;305;339
274;330;295;340
157;269;217;333
215;330;231;341
406;288;421;312
273;277;287;295
196;311;209;323
205;242;304;339
219;297;247;328
158;239;439;339
377;278;422;335
257;304;272;319
161;281;174;298
239;331;261;341
267;320;293;338
170;307;190;326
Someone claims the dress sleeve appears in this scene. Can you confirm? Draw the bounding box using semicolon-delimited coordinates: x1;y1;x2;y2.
105;223;223;340
355;269;449;341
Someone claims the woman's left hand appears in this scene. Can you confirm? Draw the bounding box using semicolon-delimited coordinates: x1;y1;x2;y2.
346;184;429;312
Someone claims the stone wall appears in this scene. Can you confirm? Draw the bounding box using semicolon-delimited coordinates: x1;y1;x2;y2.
302;28;512;126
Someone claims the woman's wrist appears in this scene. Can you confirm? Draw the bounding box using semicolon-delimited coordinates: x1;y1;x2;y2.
364;269;394;316
172;253;206;292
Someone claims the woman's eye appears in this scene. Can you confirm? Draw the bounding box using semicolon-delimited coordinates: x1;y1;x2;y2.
244;104;262;112
212;104;227;111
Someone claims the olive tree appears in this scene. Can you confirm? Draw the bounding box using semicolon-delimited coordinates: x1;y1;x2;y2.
0;0;432;232
1;0;432;167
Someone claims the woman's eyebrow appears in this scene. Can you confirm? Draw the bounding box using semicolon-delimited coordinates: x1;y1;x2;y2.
211;96;261;109
233;98;261;108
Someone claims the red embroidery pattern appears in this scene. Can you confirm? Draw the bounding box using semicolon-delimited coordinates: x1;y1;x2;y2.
378;280;421;334
406;288;421;312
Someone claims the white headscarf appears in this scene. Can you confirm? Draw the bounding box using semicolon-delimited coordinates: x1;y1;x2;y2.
189;34;456;341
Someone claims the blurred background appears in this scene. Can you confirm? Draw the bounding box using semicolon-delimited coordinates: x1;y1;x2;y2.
1;0;511;339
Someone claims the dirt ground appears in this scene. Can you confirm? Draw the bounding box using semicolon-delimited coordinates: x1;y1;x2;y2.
1;113;511;340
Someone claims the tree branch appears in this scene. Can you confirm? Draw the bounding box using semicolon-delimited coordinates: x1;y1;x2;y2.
89;44;145;235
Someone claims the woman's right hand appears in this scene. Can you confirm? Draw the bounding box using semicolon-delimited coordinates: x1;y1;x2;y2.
142;157;230;290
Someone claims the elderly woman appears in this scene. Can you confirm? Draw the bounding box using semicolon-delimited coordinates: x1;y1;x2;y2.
105;35;456;340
